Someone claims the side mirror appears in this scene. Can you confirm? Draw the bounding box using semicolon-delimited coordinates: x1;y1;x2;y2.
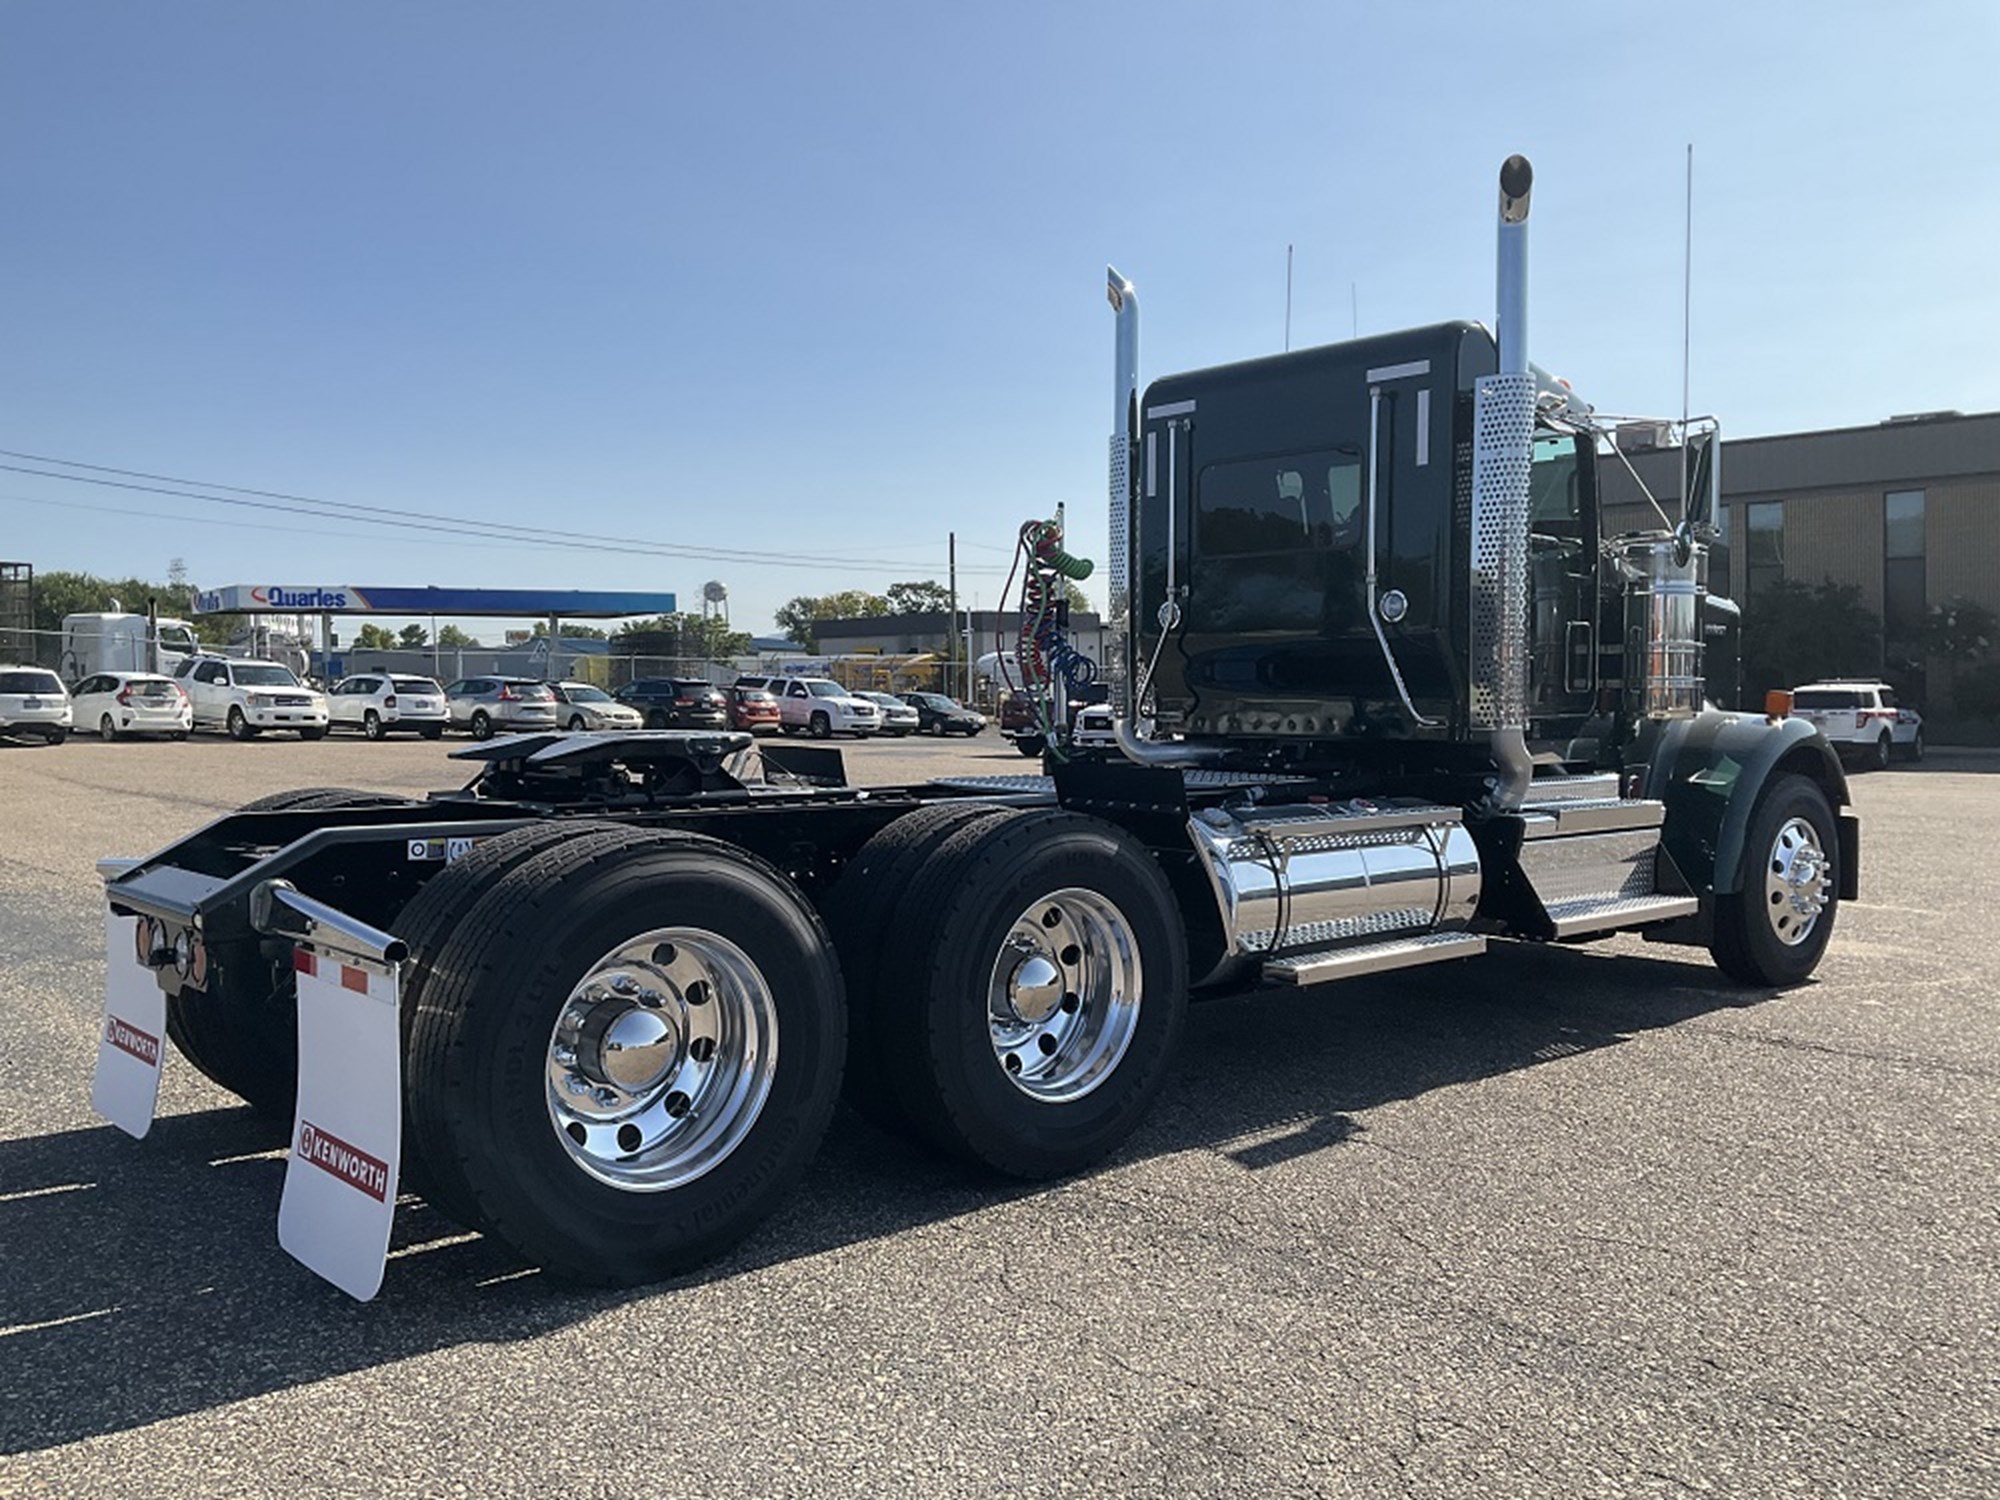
1683;427;1720;531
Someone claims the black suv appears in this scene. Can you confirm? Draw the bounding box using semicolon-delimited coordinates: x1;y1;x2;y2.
613;677;729;729
896;691;985;736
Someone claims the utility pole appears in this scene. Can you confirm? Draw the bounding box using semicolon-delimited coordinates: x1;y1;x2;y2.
947;531;959;698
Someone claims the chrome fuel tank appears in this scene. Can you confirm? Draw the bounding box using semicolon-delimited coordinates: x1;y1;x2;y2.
1187;801;1480;976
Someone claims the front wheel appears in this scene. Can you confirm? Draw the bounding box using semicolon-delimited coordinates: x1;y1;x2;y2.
1709;773;1839;987
567;714;587;732
405;832;845;1283
227;706;257;741
298;726;327;741
809;711;831;740
1904;730;1925;764
1014;734;1046;758
420;725;444;740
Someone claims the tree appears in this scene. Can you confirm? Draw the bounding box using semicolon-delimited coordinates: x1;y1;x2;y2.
1739;579;1881;699
885;580;953;615
613;613;750;661
353;623;397;650
1923;598;2000;722
28;568;232;644
1058;578;1092;615
773;590;889;650
529;620;609;639
437;624;479;648
397;623;429;649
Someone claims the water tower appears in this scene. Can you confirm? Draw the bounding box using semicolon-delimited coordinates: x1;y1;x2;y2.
700;579;729;624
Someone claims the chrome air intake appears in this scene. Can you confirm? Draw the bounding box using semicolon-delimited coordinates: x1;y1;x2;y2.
1473;154;1537;811
1622;537;1707;717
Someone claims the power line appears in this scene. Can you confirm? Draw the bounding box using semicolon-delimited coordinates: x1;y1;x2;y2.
0;447;1011;575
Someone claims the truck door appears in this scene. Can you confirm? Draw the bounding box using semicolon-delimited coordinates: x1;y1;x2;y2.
1525;427;1597;726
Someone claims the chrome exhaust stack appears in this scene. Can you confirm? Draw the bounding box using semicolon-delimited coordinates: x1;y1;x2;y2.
1105;265;1225;768
1472;155;1537;812
1107;266;1138;723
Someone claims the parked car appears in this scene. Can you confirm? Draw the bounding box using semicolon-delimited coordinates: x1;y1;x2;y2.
173;654;328;740
775;677;880;738
1790;681;1923;769
895;691;985;737
444;676;559;740
328;673;448;739
726;685;780;734
855;691;920;736
613;677;729;730
549;681;644;733
0;666;73;744
1071;702;1116;751
70;671;191;741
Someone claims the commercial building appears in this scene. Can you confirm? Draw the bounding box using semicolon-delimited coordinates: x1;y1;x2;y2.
1603;409;2000;719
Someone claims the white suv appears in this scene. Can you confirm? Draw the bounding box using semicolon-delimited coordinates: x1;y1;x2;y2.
1790;681;1923;770
0;666;72;745
328;672;448;739
775;677;880;738
174;655;330;740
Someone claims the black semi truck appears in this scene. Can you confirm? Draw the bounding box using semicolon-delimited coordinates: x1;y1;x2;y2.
91;157;1856;1299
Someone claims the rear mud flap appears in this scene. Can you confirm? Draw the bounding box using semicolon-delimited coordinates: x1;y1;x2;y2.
91;908;167;1138
278;947;402;1302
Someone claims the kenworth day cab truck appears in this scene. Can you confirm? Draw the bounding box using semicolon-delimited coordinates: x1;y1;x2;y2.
91;158;1857;1300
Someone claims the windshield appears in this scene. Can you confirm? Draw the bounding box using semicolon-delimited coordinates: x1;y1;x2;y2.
0;671;62;694
393;677;443;694
233;664;300;688
562;684;612;702
805;680;847;698
1793;688;1862;709
159;625;198;655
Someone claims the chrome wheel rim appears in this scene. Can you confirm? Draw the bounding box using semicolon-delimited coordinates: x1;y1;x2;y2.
546;926;778;1191
986;887;1142;1104
1764;817;1830;947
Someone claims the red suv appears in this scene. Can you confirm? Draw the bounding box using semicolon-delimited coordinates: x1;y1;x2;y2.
727;686;780;735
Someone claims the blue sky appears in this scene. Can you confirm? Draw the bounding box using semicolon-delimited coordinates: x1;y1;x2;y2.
2;2;1994;641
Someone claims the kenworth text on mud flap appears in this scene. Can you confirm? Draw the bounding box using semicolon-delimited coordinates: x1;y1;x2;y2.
91;157;1858;1300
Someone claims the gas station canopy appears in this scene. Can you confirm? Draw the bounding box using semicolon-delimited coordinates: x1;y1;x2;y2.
193;585;678;617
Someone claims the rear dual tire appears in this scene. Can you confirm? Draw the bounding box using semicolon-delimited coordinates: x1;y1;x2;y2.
165;788;412;1117
827;808;1186;1178
403;830;845;1283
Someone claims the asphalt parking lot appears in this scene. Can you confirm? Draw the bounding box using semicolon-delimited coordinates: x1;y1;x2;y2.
1;734;1994;1498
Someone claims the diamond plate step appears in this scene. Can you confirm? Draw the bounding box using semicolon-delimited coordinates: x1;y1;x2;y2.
1263;930;1487;986
1521;772;1621;804
1544;893;1699;938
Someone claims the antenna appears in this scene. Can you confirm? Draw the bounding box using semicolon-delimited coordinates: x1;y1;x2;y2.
1681;143;1693;434
1284;244;1294;351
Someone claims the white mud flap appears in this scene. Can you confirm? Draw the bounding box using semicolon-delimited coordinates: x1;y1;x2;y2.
91;908;168;1139
278;947;402;1302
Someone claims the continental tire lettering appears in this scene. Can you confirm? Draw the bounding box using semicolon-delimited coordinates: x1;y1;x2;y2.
295;1119;391;1202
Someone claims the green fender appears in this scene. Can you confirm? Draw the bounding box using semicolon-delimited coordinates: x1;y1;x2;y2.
1641;710;1855;897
